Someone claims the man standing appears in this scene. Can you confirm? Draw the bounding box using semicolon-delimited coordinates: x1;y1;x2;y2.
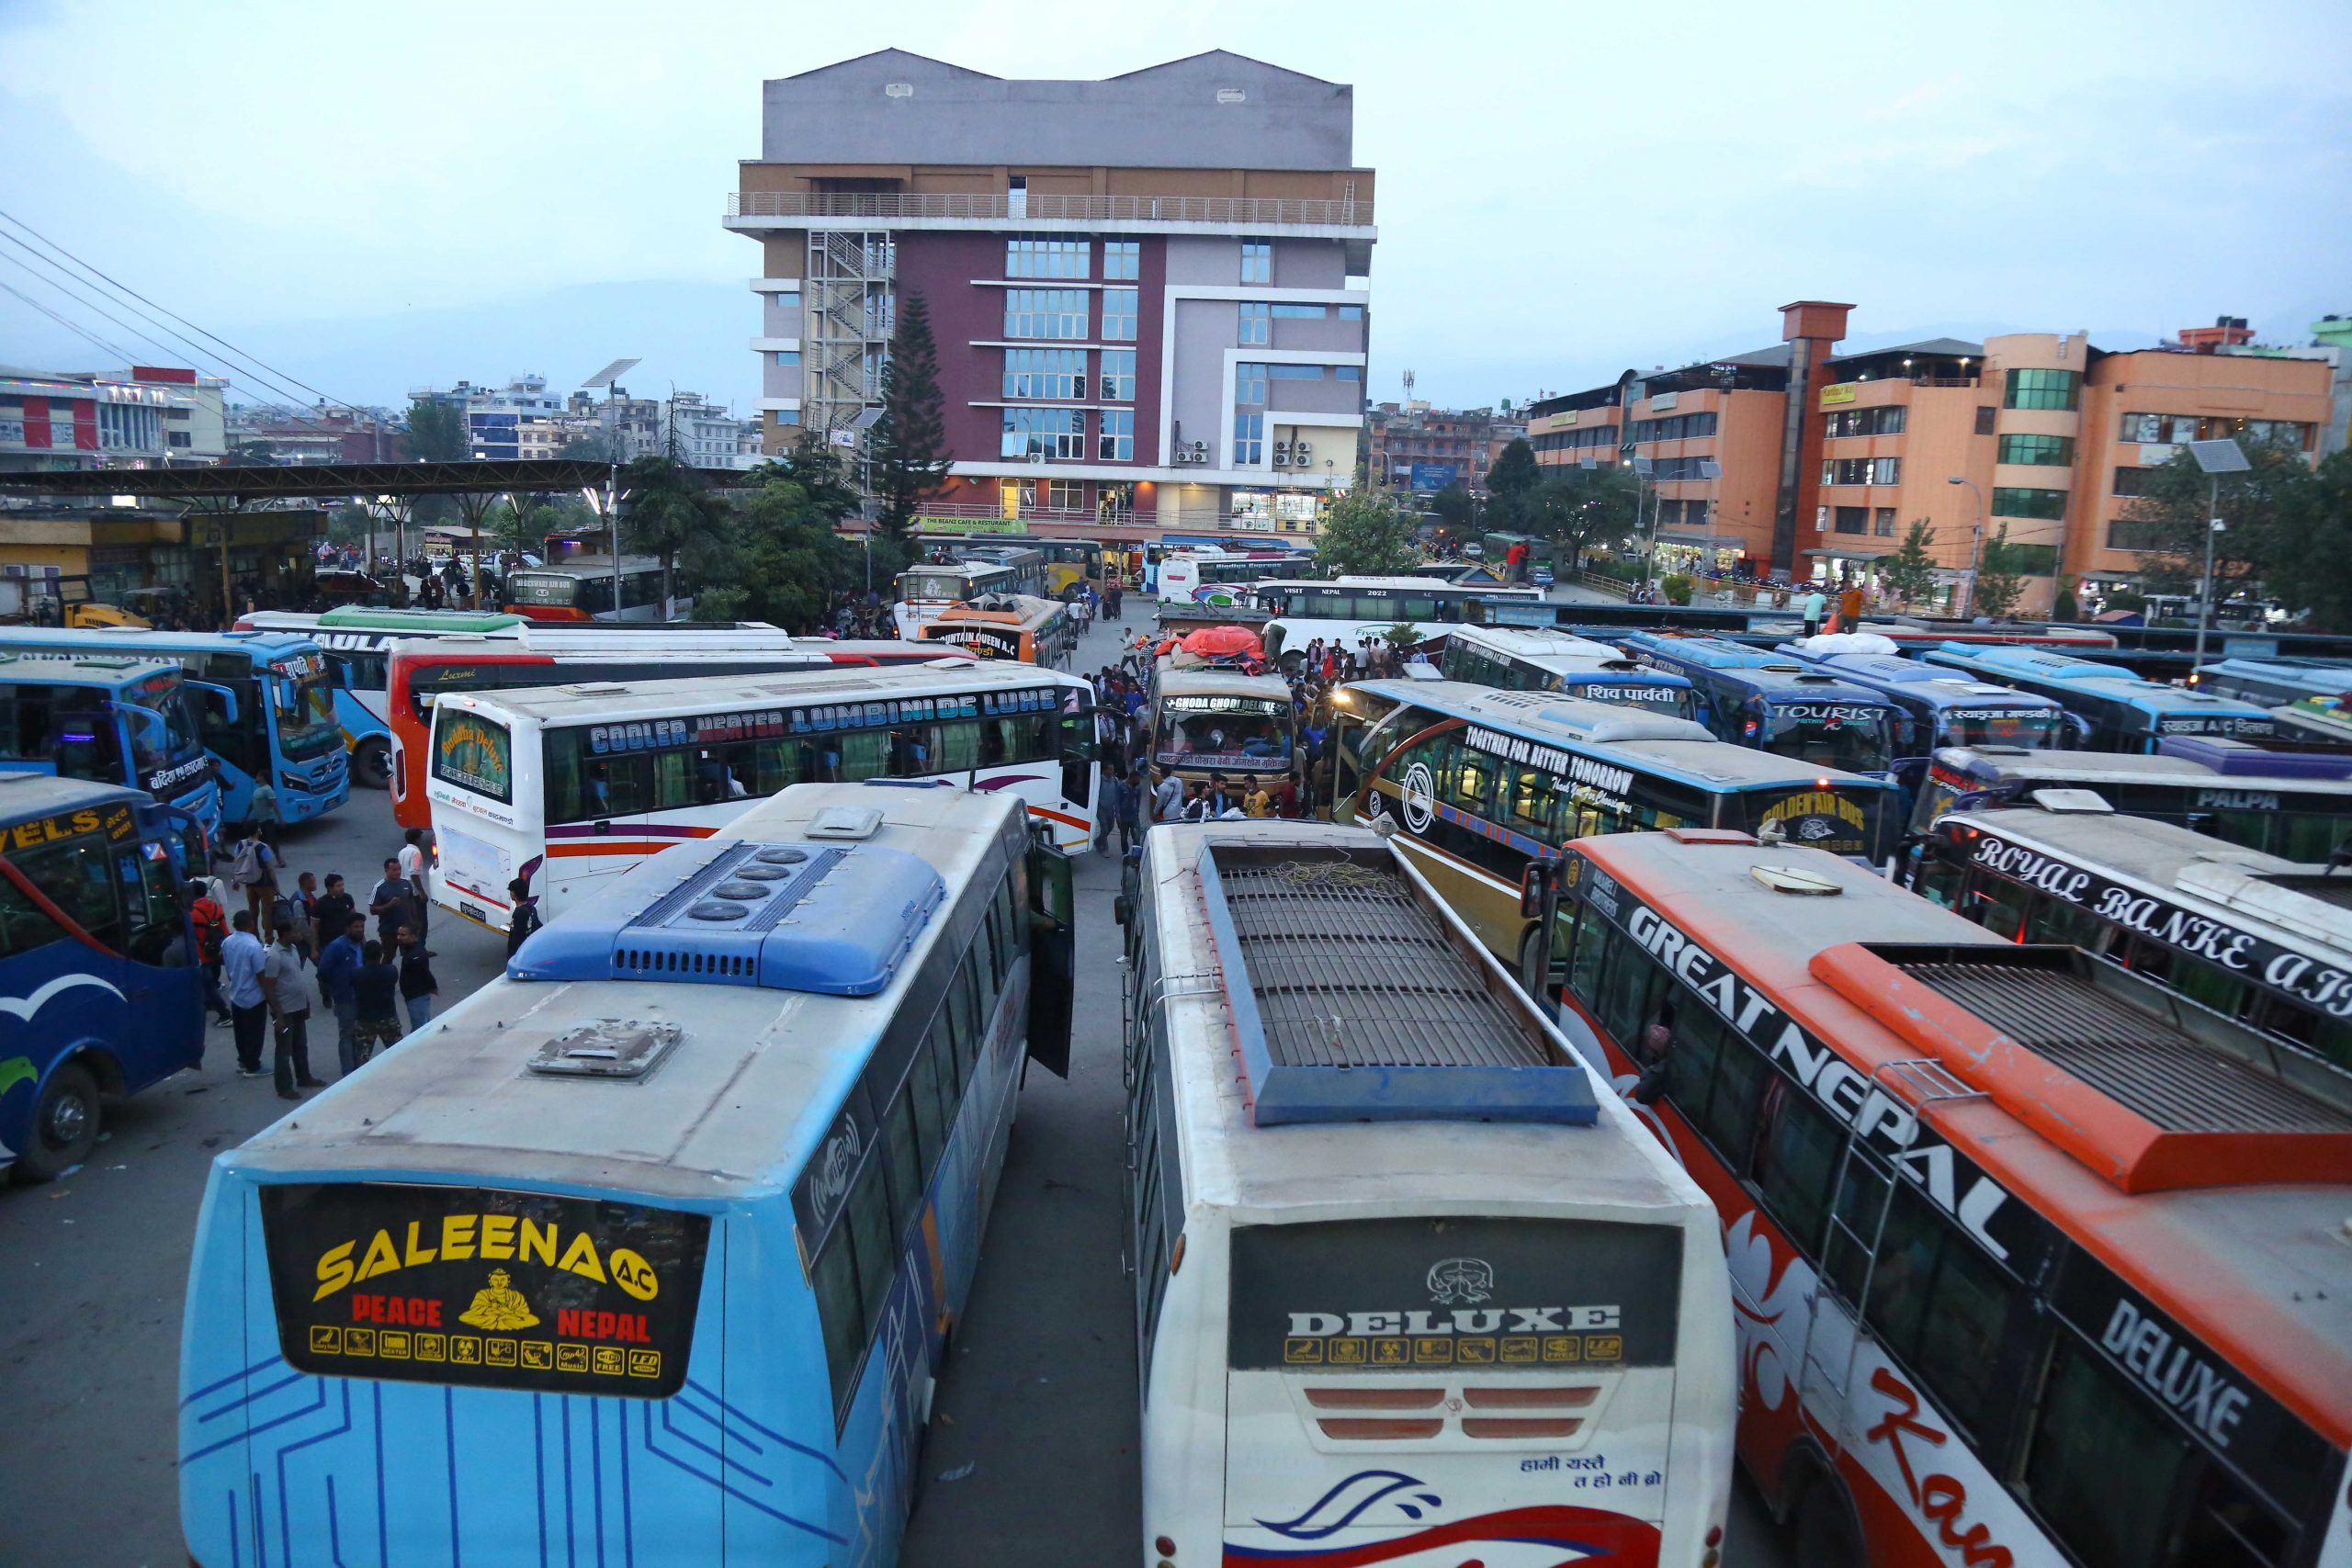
1151;765;1183;827
311;873;356;961
187;878;231;1027
396;924;440;1030
370;857;415;947
317;912;368;1076
1241;774;1272;818
260;919;321;1100
1803;584;1828;637
505;876;543;960
398;828;430;936
220;910;269;1079
1114;768;1142;854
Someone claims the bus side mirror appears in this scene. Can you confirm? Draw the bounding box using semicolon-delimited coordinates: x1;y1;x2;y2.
186;679;239;724
1520;861;1551;919
2064;714;2091;748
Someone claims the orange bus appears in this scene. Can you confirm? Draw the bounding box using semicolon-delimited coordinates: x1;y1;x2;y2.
1539;827;2352;1568
383;639;970;829
910;593;1078;667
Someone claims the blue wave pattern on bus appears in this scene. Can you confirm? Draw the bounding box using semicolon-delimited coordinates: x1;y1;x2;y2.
177;973;1029;1566
1226;1500;1661;1564
1256;1470;1444;1537
0;954;138;1167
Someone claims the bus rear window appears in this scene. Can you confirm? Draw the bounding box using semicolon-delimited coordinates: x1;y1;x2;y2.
1760;702;1889;773
433;710;514;803
258;1182;711;1400
1945;708;2059;750
1227;1217;1682;1372
1744;785;1882;858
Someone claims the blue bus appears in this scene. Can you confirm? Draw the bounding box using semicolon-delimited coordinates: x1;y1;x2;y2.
1773;644;2070;755
1615;630;1899;773
0;651;222;840
1919;642;2278;754
0;774;204;1179
0;627;349;824
1438;623;1700;718
2191;655;2352;708
178;782;1074;1566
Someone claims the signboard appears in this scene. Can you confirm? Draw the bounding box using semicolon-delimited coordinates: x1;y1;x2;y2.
1409;463;1459;493
1545;410;1580;431
580;685;1064;757
1818;383;1859;407
2;801;135;852
916;514;1027;535
432;711;513;804
1649;391;1679;412
261;1182;711;1399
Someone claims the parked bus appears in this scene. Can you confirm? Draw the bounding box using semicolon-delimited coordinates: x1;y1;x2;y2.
1329;678;1898;986
1440;624;1700;718
1118;818;1736;1564
1154;547;1317;608
2191;655;2352;707
0;653;220;838
1920;642;2278;752
0;774;203;1179
893;555;1046;633
1618;631;1900;773
2278;694;2352;746
911;593;1078;666
1775;639;2070;754
384;637;969;829
0;627;348;825
178;782;1074;1566
1255;576;1546;667
1546;827;2352;1568
425;663;1097;930
505;556;688;623
1908;739;2352;861
921;535;1104;600
1145;664;1295;784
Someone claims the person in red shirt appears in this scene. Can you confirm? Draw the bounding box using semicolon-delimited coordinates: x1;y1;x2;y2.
187;879;232;1028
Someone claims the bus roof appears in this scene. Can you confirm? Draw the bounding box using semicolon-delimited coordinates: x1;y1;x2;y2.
2200;657;2352;697
1153;665;1289;699
1447;624;1642;666
0;650;179;684
514;555;664;576
0;626;322;659
1927;643;2276;718
1783;649;2064;708
0;771;147;823
447;660;1079;727
1147;820;1704;1215
918;593;1063;627
1259;575;1544;596
1623;632;1897;705
1573;829;2352;1446
317;607;525;634
218;784;1018;1202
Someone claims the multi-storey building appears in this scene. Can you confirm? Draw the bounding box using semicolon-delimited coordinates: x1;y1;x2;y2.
724;49;1375;540
0;365;196;472
1366;402;1526;500
1526;303;2338;612
225;406;401;465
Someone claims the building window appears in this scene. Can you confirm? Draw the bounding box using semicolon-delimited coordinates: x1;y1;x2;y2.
774;350;800;367
1046;479;1084;510
1632;411;1723;443
1233;412;1264;466
2120;412;2199;445
1004;289;1090;339
1337;366;1362;381
1099;410;1134;462
1833;507;1870;535
2004;368;2080;411
1269;365;1325;379
1003;348;1087;400
1271;303;1326;321
1103;241;1139;281
1240;239;1272;284
1238;301;1270;346
1975;405;1997;435
1099;350;1135;401
1235;363;1268;406
1996;433;2074;466
1005;236;1090;278
1822;457;1900;486
168;430;192;448
1101;288;1137;342
1875;508;1897;536
773;410;800;427
1002;407;1085;460
1338;304;1364;321
2107;519;2164;551
1992;486;2068;521
1823;405;1905;438
2111;467;2160;498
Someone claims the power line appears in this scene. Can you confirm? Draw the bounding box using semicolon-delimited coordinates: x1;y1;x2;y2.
0;279;136;362
0;248;221;378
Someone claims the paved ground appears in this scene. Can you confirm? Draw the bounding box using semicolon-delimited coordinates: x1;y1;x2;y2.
0;597;1792;1565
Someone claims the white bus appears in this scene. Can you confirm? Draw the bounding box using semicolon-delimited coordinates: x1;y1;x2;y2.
893;555;1046;635
1155;548;1315;608
1118;818;1736;1567
1254;576;1547;667
507;556;688;622
426;663;1098;931
1439;624;1703;719
1145;663;1296;783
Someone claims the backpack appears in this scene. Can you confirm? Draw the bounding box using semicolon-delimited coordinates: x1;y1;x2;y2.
269;893;304;942
229;838;264;888
192;898;227;963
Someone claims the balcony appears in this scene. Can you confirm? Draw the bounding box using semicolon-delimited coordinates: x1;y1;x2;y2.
727;190;1374;231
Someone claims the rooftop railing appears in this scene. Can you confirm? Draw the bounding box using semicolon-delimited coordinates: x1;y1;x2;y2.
728;190;1372;227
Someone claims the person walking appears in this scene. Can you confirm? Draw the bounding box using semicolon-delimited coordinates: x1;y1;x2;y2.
1105;578;1123;621
1151;765;1183;827
1838;577;1865;634
395;924;440;1030
286;871;321;966
226;824;281;925
351;941;403;1062
187;878;232;1027
504;876;543;959
398;828;430;936
260;919;321;1100
1802;585;1827;637
1241;774;1272;818
1114;767;1142;854
220;910;270;1079
317;912;368;1076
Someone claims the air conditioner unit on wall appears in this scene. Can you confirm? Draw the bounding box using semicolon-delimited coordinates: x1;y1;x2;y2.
1295;441;1313;460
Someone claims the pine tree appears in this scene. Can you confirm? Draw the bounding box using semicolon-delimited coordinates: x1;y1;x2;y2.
868;290;954;547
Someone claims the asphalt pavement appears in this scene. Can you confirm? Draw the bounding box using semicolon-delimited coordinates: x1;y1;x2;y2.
0;586;1792;1566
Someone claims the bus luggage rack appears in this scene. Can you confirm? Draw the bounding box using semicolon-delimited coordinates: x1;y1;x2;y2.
1196;843;1598;1127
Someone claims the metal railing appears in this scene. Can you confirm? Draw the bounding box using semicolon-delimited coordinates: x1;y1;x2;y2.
729;190;1373;227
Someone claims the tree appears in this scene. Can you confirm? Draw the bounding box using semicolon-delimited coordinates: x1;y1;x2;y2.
1485;437;1541;521
224;438;279;467
1429;482;1476;535
1879;519;1941;608
402;397;467;463
2119;434;2312;604
1971;525;2028;619
2293;449;2352;632
868;290;954;547
620;457;735;614
773;431;862;524
694;472;865;630
1314;489;1419;577
1521;468;1639;572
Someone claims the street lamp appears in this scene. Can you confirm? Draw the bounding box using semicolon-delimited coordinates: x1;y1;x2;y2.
581;356;640;618
1947;475;1984;618
1699;458;1723;577
2186;439;2252;671
1630;456;1656;589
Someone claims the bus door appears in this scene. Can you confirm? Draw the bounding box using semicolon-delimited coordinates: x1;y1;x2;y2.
1057;702;1095;812
1024;836;1074;1078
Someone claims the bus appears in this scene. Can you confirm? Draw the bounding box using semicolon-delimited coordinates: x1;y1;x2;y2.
1145;664;1295;784
1618;632;1900;773
921;535;1104;600
2278;694;2352;746
0;774;203;1179
1908;740;2352;860
1908;795;2352;1071
425;663;1097;931
1544;827;2352;1568
1774;641;2070;755
1118;818;1736;1565
505;556;689;623
1439;624;1701;718
1919;642;2278;752
1329;678;1898;987
1253;576;1547;667
385;638;971;829
893;555;1046;633
0;653;221;838
911;593;1078;667
0;627;348;826
2191;656;2352;707
178;782;1076;1567
1153;547;1317;608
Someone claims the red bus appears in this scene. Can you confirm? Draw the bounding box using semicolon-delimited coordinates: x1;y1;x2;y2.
384;639;972;829
1542;828;2352;1568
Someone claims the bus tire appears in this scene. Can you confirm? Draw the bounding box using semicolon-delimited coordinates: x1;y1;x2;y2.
1792;1470;1864;1568
352;738;391;790
19;1060;99;1180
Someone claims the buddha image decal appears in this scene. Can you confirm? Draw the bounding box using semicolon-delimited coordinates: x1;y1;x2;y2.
458;1268;540;1331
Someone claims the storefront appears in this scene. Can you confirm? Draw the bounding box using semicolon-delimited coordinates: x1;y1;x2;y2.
1228;489;1327;536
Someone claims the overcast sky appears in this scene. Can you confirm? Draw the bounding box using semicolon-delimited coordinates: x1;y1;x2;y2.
1;0;2346;414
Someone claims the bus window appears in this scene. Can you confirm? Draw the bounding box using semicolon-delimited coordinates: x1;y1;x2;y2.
17;833;120;949
1698;1029;1771;1168
651;750;695;810
810;1231;865;1408
1748;1080;1844;1254
1662;1009;1727;1121
0;874;67;956
2021;1337;2198;1568
117;844;183;966
1566;899;1610;1001
726;739;798;795
839;731;891;782
844;1161;897;1352
1855;1179;2028;1444
1597;942;1665;1044
907;1029;948;1166
1450;742;1500;816
1966;874;2033;939
929;719;981;773
880;1093;924;1235
1505;765;1564;844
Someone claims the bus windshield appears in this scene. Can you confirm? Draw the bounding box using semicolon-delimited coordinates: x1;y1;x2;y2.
271;660;345;759
1942;707;2061;750
1760;702;1889;772
506;572;574;606
119;671;198;774
1159;694;1293;761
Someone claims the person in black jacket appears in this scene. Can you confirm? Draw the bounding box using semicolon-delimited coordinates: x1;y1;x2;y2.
504;876;542;960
